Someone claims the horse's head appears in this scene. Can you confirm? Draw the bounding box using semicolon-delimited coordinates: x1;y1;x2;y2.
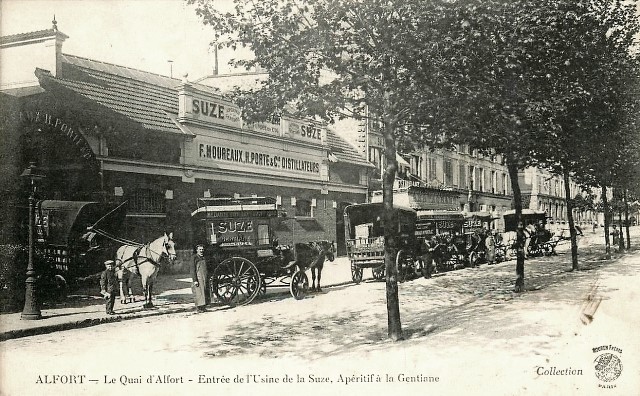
161;232;177;262
317;240;335;262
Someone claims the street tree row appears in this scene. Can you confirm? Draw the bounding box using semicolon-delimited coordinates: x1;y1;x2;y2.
188;0;640;340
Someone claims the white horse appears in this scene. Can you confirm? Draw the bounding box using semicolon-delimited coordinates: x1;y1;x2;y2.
116;233;176;308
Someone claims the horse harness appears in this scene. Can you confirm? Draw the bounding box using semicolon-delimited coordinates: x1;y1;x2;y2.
118;243;166;273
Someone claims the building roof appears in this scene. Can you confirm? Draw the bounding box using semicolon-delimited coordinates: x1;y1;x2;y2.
40;54;369;166
326;129;373;168
0;28;68;45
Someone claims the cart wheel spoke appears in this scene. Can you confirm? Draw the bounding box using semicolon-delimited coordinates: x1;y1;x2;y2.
372;266;385;281
290;270;308;300
212;257;260;306
351;263;363;283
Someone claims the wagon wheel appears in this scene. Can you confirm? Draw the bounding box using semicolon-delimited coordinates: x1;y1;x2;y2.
372;265;385;281
351;262;363;283
290;270;309;300
211;257;261;307
257;278;267;297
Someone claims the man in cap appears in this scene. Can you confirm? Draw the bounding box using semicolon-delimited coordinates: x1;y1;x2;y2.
100;260;118;315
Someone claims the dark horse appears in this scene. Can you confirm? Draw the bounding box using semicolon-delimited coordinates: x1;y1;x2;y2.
286;240;335;292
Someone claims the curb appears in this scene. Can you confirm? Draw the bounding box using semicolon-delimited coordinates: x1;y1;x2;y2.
0;280;355;342
0;305;194;342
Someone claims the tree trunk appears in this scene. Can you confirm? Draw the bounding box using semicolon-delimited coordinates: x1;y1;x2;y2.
602;184;611;259
563;171;579;270
624;189;631;249
506;158;525;293
382;101;402;341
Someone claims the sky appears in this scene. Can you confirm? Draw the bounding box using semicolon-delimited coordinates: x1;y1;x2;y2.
1;0;240;80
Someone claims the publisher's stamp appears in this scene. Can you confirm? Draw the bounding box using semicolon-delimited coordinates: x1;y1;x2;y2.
592;345;623;388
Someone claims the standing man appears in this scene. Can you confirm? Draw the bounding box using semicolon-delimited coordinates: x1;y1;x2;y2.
485;230;496;265
191;244;208;313
611;225;620;248
100;260;118;315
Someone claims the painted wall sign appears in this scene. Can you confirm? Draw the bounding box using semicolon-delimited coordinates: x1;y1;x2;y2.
18;111;97;167
179;91;242;129
198;143;321;174
285;117;325;144
179;86;326;145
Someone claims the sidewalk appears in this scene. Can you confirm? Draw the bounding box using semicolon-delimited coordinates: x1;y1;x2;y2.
0;256;356;341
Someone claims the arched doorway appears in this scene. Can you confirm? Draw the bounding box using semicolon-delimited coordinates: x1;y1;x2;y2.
17;111;101;201
0;95;101;243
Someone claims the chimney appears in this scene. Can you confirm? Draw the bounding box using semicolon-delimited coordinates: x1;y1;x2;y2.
51;16;66;78
213;44;219;75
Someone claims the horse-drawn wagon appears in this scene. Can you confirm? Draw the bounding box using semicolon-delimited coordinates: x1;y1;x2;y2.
415;210;467;272
34;200;127;293
501;209;559;258
462;211;497;266
191;197;334;307
344;202;423;283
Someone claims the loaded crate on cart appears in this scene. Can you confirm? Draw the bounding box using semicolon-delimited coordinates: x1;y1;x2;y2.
344;202;423;283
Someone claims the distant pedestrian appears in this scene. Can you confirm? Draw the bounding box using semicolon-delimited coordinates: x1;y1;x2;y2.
524;222;535;257
611;225;620;247
592;223;597;234
485;230;496;265
191;244;209;313
100;260;118;315
420;235;439;278
516;221;527;260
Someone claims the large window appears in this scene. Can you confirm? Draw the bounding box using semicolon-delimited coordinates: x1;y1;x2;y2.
126;188;165;214
443;160;453;186
295;199;312;217
491;171;497;194
428;157;437;181
503;174;509;195
458;163;466;188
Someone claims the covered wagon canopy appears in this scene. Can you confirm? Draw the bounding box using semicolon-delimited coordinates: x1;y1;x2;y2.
343;202;417;239
463;211;499;232
37;200;127;246
191;196;279;219
502;209;549;232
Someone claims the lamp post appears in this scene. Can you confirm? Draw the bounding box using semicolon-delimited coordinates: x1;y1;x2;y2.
20;162;44;320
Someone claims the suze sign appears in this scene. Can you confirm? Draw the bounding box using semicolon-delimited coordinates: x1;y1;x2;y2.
179;89;326;144
209;220;255;247
286;118;325;144
180;93;242;128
